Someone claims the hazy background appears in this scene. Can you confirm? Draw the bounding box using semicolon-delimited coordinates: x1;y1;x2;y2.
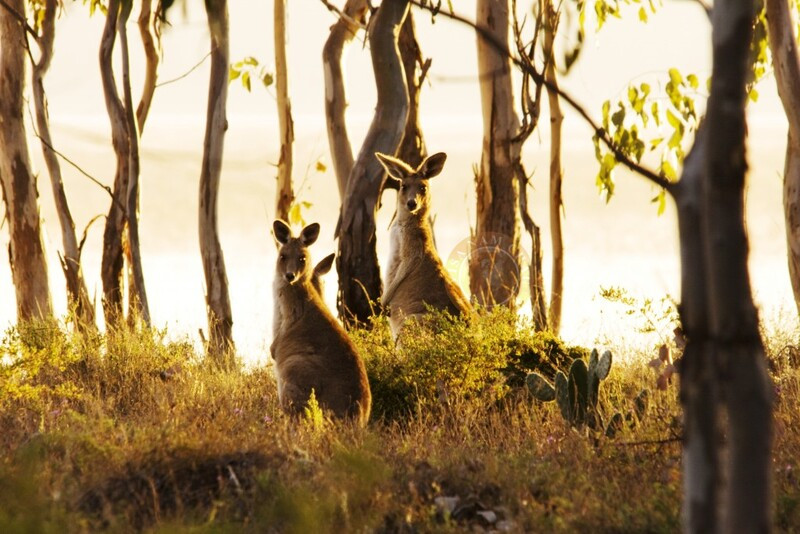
0;0;793;363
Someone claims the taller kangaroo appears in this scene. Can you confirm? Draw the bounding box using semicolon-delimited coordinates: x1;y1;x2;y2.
271;220;371;425
376;152;471;339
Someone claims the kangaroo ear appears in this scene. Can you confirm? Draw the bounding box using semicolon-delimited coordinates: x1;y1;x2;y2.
418;152;447;179
273;219;291;245
314;253;335;277
300;222;320;246
375;152;413;180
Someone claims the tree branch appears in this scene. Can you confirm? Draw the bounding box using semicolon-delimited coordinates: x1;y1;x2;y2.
320;0;368;30
0;0;37;39
410;0;674;193
155;50;212;87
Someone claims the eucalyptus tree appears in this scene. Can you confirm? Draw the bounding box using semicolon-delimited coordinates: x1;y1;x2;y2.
415;0;773;528
470;0;525;311
98;0;151;327
28;0;94;327
274;0;294;222
0;0;53;321
334;0;411;325
765;0;800;320
200;0;234;364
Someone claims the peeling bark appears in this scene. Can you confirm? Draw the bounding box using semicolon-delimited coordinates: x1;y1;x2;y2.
200;0;234;364
323;0;368;200
471;0;523;310
0;0;53;322
336;0;410;325
274;0;294;221
31;0;94;328
766;0;800;320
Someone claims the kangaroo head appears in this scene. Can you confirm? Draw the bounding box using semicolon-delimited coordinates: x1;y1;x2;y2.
273;220;320;285
376;152;447;220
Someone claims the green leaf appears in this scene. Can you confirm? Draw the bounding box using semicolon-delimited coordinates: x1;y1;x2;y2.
666;109;682;129
243;56;259;66
315;161;327;172
228;67;241;82
749;87;759;102
289;203;304;226
638;6;647;21
261;72;274;87
687;74;699;89
242;71;251;92
651;102;660;127
668;68;682;86
661;160;677;181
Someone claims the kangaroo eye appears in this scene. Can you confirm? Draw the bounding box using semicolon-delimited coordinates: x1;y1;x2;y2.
279;254;286;261
400;184;407;192
299;257;306;264
419;185;427;194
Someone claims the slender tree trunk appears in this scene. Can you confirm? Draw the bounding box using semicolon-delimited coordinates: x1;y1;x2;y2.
471;0;523;310
766;0;800;321
783;135;800;318
322;0;368;200
118;0;150;325
543;0;563;334
274;0;294;221
704;2;772;530
31;0;94;328
675;129;721;533
0;0;53;321
200;0;234;364
336;0;410;325
396;12;427;169
136;0;159;131
99;0;130;327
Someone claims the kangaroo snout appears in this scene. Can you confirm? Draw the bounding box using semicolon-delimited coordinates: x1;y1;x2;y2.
406;199;418;211
285;272;296;283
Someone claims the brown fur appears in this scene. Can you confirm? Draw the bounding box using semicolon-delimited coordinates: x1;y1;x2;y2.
376;152;472;338
271;221;371;425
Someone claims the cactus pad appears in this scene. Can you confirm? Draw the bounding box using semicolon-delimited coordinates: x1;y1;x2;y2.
526;372;556;402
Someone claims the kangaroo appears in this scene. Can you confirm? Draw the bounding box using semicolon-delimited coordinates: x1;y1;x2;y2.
376;152;471;338
271;221;371;425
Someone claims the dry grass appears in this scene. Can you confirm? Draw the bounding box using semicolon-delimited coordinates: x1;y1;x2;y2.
0;310;798;533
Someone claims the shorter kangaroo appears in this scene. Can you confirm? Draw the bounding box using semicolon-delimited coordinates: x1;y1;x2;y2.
376;152;471;338
271;221;371;425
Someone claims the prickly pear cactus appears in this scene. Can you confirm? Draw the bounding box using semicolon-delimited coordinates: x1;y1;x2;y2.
526;373;555;402
526;349;614;430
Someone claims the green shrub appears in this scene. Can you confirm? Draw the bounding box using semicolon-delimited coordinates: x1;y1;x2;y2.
354;308;587;421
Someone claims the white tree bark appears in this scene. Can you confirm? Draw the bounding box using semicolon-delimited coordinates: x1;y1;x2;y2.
0;0;53;321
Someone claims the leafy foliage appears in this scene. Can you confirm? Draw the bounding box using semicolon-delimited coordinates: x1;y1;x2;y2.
593;68;701;207
228;56;274;92
353;308;585;421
